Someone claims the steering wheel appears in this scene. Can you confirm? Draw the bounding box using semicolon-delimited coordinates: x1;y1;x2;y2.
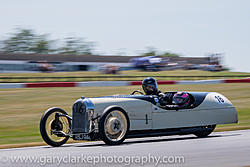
130;90;144;95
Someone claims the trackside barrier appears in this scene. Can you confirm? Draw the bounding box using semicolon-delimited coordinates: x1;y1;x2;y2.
0;78;250;89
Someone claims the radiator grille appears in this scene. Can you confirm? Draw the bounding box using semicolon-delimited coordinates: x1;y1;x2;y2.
72;99;90;133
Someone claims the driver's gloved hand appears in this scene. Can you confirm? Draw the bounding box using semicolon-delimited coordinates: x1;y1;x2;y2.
158;92;165;98
158;93;172;106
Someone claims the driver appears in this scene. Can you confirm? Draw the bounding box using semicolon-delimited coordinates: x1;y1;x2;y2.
142;77;172;105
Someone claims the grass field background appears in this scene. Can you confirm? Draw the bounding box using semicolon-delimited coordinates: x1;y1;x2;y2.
0;82;250;145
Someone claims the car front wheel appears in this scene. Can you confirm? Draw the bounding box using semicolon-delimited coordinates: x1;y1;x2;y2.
40;107;71;147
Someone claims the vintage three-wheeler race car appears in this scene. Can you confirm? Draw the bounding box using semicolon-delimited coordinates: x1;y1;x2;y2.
40;89;238;147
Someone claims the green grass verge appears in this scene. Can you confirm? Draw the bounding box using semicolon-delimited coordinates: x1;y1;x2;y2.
0;83;250;146
0;70;250;82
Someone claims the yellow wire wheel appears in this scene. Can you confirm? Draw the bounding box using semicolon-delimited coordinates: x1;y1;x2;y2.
98;107;130;145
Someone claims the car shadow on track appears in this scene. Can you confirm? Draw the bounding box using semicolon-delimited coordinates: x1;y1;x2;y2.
41;133;240;149
64;133;240;148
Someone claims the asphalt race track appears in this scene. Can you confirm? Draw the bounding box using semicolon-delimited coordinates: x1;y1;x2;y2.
0;130;250;167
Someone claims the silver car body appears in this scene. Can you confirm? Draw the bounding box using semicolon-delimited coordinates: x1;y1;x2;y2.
86;92;237;131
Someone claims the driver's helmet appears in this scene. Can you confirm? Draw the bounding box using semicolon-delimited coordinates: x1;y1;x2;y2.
142;77;158;95
172;92;190;107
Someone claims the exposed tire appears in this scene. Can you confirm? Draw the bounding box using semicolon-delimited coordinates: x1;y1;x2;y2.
98;107;130;145
40;107;71;147
194;125;216;138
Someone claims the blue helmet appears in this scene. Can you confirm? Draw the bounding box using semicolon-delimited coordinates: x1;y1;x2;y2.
142;77;158;95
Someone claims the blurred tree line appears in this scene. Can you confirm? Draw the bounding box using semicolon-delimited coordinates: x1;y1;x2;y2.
0;28;95;55
141;47;180;58
0;28;180;57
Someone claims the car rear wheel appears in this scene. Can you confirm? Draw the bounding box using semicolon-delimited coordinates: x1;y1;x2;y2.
98;107;129;145
40;107;71;147
193;125;216;138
